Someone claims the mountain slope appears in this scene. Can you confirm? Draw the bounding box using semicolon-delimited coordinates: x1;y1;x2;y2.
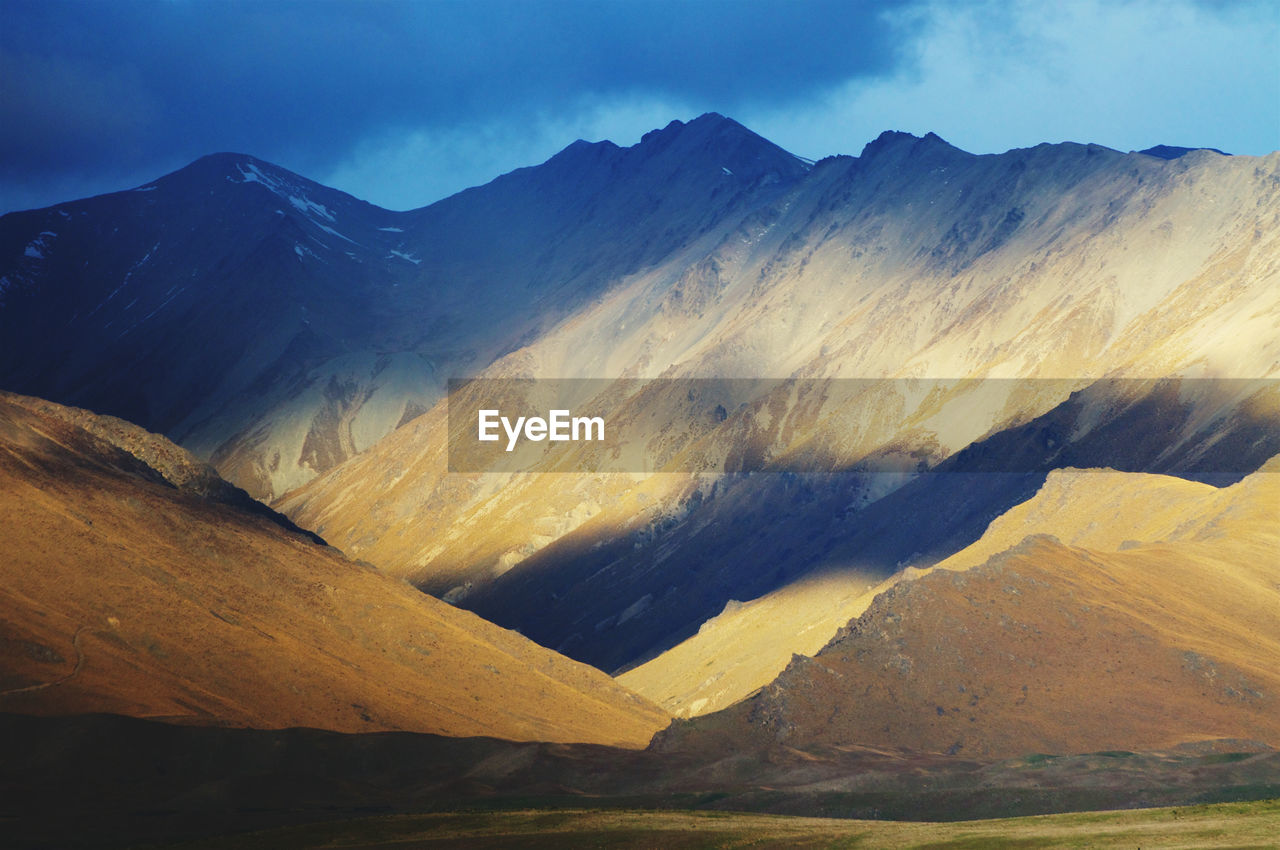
618;459;1271;717
617;570;885;717
0;392;667;746
655;458;1280;758
0;114;807;500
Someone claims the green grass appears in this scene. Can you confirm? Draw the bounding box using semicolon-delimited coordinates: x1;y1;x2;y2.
156;797;1280;849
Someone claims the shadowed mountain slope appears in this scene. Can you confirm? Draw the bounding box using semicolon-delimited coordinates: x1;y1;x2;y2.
0;393;667;746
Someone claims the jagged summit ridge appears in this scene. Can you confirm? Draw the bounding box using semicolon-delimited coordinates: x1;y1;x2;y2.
858;129;969;161
539;111;809;190
640;112;745;144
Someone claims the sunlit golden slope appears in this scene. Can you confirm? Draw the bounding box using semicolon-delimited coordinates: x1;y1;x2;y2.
0;393;667;746
658;458;1280;757
930;469;1220;568
625;462;1276;718
618;571;882;717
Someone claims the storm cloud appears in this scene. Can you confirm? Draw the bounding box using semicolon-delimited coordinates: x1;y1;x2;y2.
1;0;1276;213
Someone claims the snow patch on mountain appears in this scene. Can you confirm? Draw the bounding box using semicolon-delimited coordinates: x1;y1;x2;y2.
313;221;357;245
235;161;339;224
288;194;337;222
387;249;421;264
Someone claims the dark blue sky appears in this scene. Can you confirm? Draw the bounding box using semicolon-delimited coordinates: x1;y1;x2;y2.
2;0;1277;214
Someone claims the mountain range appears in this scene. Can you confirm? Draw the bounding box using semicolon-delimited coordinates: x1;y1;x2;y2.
272;117;1279;674
1;113;1278;846
0;116;806;501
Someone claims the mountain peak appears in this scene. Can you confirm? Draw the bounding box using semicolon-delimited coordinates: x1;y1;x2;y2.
686;111;738;131
638;113;762;149
543;115;760;171
193;151;266;167
1138;144;1230;160
627;113;810;184
165;151;282;182
545;137;622;168
858;129;967;163
139;152;310;202
149;151;380;222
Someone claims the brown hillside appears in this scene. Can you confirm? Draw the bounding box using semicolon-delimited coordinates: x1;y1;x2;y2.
623;461;1277;719
0;393;667;746
662;462;1280;758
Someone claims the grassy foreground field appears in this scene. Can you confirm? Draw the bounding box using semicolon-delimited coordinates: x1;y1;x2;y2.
163;798;1280;849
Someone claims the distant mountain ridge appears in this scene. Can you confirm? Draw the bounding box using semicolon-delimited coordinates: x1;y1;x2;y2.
2;118;1240;503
